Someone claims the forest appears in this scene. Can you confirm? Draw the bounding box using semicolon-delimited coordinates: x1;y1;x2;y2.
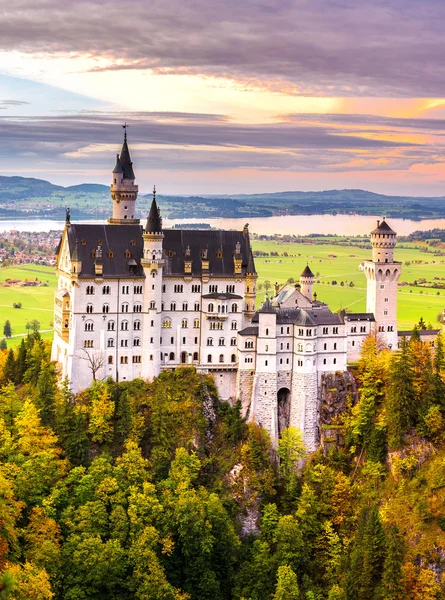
0;331;444;599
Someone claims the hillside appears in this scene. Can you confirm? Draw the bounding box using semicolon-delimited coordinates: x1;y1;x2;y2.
0;333;444;598
1;175;445;220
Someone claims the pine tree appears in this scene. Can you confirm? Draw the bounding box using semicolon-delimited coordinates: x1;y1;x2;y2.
3;349;16;383
0;339;7;351
386;337;416;449
3;321;11;339
273;565;300;600
35;361;57;427
15;339;27;383
382;525;405;600
433;332;445;407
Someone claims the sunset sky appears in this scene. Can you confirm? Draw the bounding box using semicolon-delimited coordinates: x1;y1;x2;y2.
1;0;445;195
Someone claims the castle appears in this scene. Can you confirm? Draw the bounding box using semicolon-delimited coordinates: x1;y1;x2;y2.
52;131;404;451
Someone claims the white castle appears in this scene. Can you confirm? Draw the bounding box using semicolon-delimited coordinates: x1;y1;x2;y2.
52;131;403;450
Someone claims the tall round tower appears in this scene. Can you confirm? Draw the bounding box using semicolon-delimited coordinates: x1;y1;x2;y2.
364;218;401;349
300;264;314;300
108;126;140;225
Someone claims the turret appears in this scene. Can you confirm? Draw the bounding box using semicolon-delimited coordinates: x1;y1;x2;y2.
108;125;139;225
244;225;257;320
370;218;396;263
300;264;314;300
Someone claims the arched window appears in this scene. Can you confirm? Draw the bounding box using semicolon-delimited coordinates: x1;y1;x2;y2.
121;303;129;313
171;302;176;311
107;321;115;331
150;300;155;309
231;337;236;346
133;338;141;346
102;304;109;313
207;337;213;346
193;319;200;328
133;303;142;313
86;285;95;295
181;319;188;328
245;339;254;349
86;304;93;314
85;320;94;332
208;303;214;313
231;303;238;313
162;319;172;328
183;302;188;311
134;320;141;330
194;302;200;311
108;355;113;364
193;352;199;361
102;285;110;295
219;337;225;346
231;322;237;330
169;352;175;361
219;354;224;363
107;339;114;347
207;354;212;363
231;354;236;363
181;351;187;364
121;320;129;331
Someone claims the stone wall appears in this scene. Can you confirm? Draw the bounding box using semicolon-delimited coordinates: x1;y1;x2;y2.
290;371;319;452
236;369;255;418
252;372;278;443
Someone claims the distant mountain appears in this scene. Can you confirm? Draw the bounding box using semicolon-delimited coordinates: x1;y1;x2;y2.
1;175;445;220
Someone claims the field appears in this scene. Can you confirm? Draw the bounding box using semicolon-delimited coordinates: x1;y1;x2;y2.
0;265;56;347
251;239;445;331
0;239;443;349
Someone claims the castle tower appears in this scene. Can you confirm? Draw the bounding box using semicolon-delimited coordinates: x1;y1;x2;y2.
300;264;314;300
108;126;140;225
364;218;401;349
141;187;164;379
243;225;257;321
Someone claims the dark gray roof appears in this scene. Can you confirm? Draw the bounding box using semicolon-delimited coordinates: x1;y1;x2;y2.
345;313;376;322
145;198;162;233
112;154;124;174
66;223;144;278
259;297;276;313
238;326;259;336
119;136;135;180
398;329;440;336
301;264;314;278
202;292;243;299
247;249;255;274
64;224;255;278
252;306;342;326
371;219;396;235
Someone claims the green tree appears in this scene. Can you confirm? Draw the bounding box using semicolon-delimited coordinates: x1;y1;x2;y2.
15;339;27;383
273;565;300;600
0;339;7;351
2;349;16;384
2;321;11;339
382;524;405;600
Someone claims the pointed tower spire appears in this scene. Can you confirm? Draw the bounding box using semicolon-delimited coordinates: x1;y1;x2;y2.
109;125;139;225
119;124;135;180
145;185;163;233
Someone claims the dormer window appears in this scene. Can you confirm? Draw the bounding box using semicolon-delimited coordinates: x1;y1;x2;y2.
168;250;174;257
97;240;102;246
217;250;223;258
108;251;113;259
91;250;96;258
81;239;86;245
125;250;131;258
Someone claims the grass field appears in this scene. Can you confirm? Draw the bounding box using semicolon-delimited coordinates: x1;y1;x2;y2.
0;265;56;347
251;240;445;331
0;240;443;349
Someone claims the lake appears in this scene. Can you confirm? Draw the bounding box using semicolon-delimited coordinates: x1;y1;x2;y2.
2;214;445;236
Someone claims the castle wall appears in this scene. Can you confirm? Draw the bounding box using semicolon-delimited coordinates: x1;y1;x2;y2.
290;371;319;452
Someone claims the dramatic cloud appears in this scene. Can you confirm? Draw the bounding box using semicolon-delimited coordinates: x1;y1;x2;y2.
2;0;445;96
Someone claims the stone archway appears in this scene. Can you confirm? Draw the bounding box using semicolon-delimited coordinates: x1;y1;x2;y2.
277;387;291;435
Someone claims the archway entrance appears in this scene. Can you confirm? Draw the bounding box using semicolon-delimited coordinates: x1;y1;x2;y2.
277;388;291;434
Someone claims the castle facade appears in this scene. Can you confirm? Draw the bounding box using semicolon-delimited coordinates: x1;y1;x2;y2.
52;132;402;451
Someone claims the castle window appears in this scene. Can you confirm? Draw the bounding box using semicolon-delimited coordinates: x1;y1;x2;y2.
231;354;236;363
149;301;155;309
171;337;174;344
83;340;93;348
266;328;269;335
183;302;188;311
162;319;171;328
245;340;254;349
133;303;142;313
226;284;235;293
81;239;86;245
219;338;225;346
121;320;129;331
245;356;253;364
287;327;290;334
333;358;337;365
298;343;303;352
208;303;214;313
334;343;337;350
171;302;176;311
168;250;174;257
217;251;223;258
323;327;328;334
378;325;384;332
134;320;141;330
208;354;212;363
134;285;142;294
280;343;283;350
133;338;141;346
324;343;327;350
280;358;283;364
162;285;166;293
85;321;94;332
181;352;187;364
207;338;213;346
86;304;93;314
380;284;385;289
351;326;357;333
120;356;128;364
169;352;175;361
231;337;236;346
108;355;113;364
91;250;96;258
231;322;237;330
193;319;200;328
298;328;304;336
384;310;388;316
323;358;326;365
219;354;224;363
209;285;218;293
265;360;268;366
122;286;129;294
298;360;303;367
108;321;115;331
193;352;199;361
388;325;394;332
107;339;114;347
192;285;201;293
287;343;290;349
125;250;131;258
182;319;188;328
333;327;338;334
133;356;141;363
103;304;109;314
360;326;366;333
121;339;128;347
102;285;110;295
122;303;129;313
86;285;95;295
306;329;312;336
131;240;136;246
286;358;289;364
174;285;184;293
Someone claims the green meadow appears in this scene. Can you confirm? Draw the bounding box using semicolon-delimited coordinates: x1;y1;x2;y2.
0;239;444;348
0;265;56;347
251;239;445;331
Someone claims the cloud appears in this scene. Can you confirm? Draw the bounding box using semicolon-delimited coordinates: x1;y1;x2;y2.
2;0;445;96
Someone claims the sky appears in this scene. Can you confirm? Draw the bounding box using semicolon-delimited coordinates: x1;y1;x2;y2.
1;0;445;195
